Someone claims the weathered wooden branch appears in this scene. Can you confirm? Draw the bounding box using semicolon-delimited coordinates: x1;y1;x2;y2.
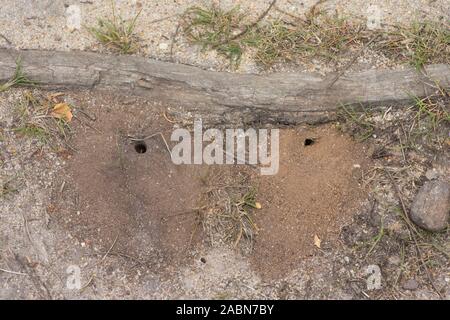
0;48;449;125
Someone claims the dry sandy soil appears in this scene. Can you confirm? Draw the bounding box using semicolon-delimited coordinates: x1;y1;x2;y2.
1;87;448;299
0;0;449;73
0;0;449;300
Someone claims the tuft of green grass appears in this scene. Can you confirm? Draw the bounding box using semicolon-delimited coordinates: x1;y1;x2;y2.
250;12;364;67
13;124;50;143
0;58;35;92
232;187;260;246
182;5;247;67
405;91;450;149
245;21;297;66
377;21;450;70
412;94;450;129
366;220;385;258
214;292;232;300
181;5;365;68
182;5;366;67
200;170;260;249
88;3;142;54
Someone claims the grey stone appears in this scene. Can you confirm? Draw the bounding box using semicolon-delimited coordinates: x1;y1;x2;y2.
65;5;81;32
410;181;450;232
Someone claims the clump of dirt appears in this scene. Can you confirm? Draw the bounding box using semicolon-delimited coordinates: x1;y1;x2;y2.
251;126;371;279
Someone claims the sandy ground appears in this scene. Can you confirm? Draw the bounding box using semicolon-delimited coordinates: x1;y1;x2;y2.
0;1;449;300
1;87;448;300
0;88;369;299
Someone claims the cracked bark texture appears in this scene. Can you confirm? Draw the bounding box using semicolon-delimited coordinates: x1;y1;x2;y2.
0;48;449;125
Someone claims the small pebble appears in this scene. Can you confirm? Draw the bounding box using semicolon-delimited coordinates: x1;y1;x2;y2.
403;279;419;291
410;181;450;232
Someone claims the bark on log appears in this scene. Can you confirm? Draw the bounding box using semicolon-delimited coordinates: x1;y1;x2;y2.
0;48;449;125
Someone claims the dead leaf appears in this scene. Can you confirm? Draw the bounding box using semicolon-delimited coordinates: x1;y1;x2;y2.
314;234;321;248
51;103;73;122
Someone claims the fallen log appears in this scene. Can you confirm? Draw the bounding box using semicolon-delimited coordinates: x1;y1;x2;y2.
0;48;449;125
